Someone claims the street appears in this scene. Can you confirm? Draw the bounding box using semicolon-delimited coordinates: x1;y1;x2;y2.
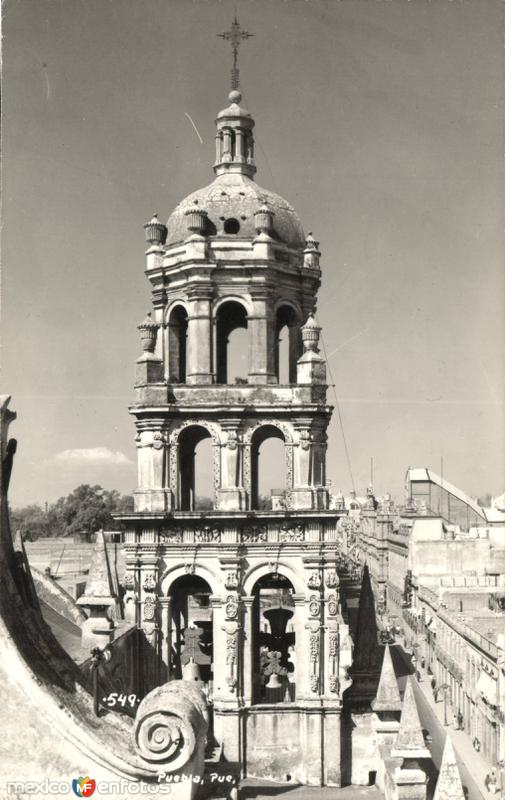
390;643;488;800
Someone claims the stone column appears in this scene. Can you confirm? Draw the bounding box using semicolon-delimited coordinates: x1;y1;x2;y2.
292;594;310;700
216;425;247;510
248;297;276;384
134;427;171;512
159;596;173;682
222;129;232;162
211;594;241;761
242;595;255;705
186;295;212;384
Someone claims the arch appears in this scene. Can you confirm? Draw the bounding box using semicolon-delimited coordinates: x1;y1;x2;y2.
167;303;188;383
215;299;248;384
243;560;306;596
275;304;302;384
249;570;297;704
178;424;213;511
250;424;286;510
166;574;213;683
160;563;224;597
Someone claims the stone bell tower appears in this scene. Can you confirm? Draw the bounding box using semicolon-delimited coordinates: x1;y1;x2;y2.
120;42;352;786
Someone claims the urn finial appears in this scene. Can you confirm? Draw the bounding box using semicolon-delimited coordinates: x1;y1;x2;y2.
137;312;159;353
144;213;167;246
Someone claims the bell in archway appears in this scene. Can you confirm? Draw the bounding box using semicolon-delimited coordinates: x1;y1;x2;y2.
266;672;282;689
182;657;201;683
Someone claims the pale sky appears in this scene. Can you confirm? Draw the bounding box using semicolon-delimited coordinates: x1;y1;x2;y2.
2;0;504;507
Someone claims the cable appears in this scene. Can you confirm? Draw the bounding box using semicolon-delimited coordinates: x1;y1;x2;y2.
318;322;356;496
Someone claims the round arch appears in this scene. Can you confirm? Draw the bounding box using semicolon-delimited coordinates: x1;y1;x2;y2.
212;295;253;317
243;561;305;596
160;563;224;597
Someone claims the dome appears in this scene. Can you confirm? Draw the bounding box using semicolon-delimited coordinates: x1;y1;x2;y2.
165;172;305;249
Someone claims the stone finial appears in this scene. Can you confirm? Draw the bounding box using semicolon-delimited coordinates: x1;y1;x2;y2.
144;213;168;246
78;531;116;603
348;564;382;676
391;678;430;759
138;312;158;353
301;314;321;353
305;232;320;250
372;645;402;712
254;204;275;234
432;737;465;800
184;205;208;237
304;232;321;269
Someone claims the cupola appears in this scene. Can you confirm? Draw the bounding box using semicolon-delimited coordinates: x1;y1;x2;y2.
214;90;256;179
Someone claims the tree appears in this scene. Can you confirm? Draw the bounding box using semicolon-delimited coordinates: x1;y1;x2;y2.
10;504;51;541
11;485;134;539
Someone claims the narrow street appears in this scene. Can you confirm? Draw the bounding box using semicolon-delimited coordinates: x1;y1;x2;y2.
390;643;489;800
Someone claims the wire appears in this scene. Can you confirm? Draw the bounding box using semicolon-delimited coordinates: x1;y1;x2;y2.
318;321;356;495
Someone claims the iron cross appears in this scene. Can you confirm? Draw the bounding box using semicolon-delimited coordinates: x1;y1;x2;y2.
217;16;254;90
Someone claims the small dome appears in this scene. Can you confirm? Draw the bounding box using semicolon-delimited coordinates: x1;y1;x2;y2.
165;172;305;249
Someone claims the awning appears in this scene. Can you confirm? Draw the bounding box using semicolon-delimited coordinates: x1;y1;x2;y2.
477;671;498;706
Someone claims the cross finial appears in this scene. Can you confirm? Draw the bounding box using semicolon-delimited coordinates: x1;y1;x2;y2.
217;15;254;90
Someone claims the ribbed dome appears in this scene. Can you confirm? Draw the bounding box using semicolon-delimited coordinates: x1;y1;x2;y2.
165;172;305;249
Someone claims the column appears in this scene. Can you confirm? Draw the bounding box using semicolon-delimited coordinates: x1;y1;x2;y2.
216;424;247;510
242;595;255;705
186;295;212;384
134;427;171;512
248;297;276;384
159;596;173;682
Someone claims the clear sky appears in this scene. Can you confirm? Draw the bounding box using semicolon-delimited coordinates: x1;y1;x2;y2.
2;0;503;508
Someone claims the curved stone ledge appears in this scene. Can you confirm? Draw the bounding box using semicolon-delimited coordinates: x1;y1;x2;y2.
0;396;208;800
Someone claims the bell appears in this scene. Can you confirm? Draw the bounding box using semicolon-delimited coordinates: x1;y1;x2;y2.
266;672;282;689
182;658;201;683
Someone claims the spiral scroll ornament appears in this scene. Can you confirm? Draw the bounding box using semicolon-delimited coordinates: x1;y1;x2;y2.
133;681;208;772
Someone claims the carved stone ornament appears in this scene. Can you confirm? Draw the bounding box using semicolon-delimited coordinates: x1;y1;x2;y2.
225;594;239;620
223;623;239;689
152;431;165;450
279;523;305;543
327;594;338;616
158;529;183;543
310;674;319;693
299;430;311;451
325;569;338;589
329;675;339;694
184;562;195;575
143;595;156;621
241;525;268;543
307;569;321;590
143;571;157;592
225;570;239;590
308;594;321;618
123;572;135;590
328;630;339;658
309;626;320;662
195;526;221;543
226;430;239;451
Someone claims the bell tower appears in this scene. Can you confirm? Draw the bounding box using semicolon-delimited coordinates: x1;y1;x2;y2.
120;27;352;786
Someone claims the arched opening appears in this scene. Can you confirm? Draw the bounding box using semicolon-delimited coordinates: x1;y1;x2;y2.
251;425;286;510
178;425;213;511
168;305;188;383
168;574;213;685
275;305;302;384
216;300;248;384
251;572;296;704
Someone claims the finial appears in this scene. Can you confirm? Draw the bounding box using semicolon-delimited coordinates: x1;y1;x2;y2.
138;312;159;353
144;213;167;247
217;16;254;90
301;313;321;353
